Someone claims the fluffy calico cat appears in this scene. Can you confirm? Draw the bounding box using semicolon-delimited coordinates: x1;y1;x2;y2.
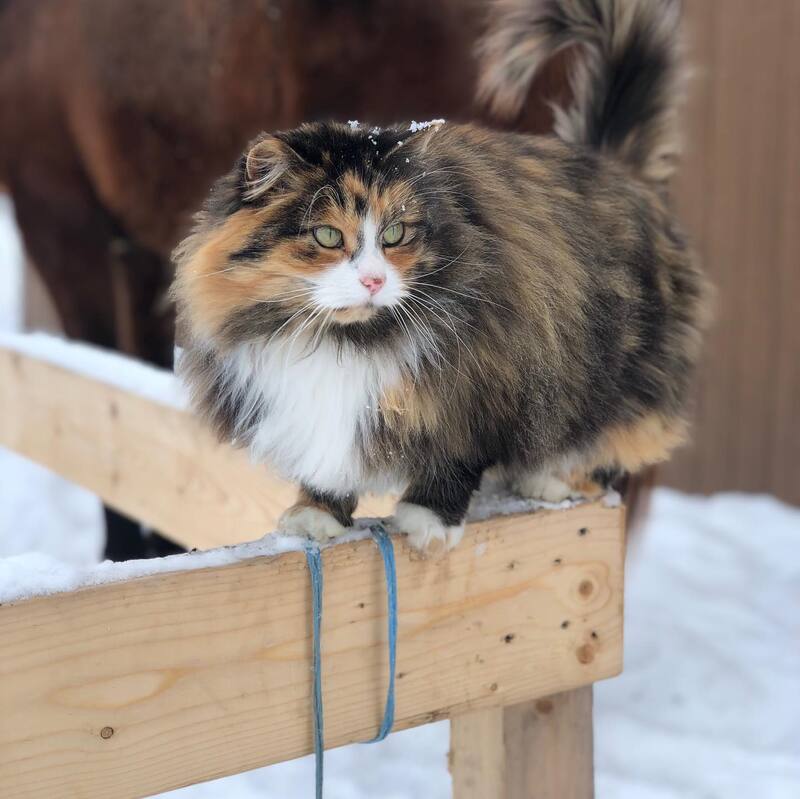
172;0;709;551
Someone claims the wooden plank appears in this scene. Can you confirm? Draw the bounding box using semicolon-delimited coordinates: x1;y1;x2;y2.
0;501;623;799
504;688;594;798
0;346;393;550
23;258;62;333
450;708;506;797
664;0;800;504
451;688;594;799
770;0;800;502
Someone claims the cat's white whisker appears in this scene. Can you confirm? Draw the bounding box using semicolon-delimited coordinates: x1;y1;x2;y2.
398;298;443;370
406;292;484;383
299;184;339;234
265;301;318;349
408;279;519;317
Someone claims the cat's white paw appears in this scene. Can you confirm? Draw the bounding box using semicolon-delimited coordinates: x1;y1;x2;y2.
512;471;577;503
277;505;346;542
389;502;464;554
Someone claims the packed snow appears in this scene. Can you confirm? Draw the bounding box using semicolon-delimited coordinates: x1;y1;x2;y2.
0;518;394;605
1;330;187;408
408;119;446;132
0;533;317;604
1;196;798;797
0;483;623;604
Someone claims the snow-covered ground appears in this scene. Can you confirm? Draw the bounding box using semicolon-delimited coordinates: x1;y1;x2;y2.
1;197;798;797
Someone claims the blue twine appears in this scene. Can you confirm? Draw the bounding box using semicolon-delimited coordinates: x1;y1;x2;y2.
364;524;398;743
304;524;398;798
304;542;324;799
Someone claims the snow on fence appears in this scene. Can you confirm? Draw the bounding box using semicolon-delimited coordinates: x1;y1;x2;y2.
0;340;625;798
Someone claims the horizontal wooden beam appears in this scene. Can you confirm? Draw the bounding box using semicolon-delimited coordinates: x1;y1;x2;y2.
0;345;393;550
0;500;623;799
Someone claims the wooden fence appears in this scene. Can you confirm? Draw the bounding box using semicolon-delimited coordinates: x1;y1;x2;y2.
0;344;625;798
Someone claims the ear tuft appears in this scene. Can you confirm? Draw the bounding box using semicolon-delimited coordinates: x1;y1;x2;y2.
243;135;290;201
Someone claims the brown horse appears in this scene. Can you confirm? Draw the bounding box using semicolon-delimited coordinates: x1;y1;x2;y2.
0;0;567;366
0;1;575;558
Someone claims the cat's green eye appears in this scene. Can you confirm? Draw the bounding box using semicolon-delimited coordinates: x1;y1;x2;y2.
313;226;343;248
382;222;405;247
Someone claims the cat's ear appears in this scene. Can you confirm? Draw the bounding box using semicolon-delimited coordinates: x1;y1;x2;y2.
242;135;297;201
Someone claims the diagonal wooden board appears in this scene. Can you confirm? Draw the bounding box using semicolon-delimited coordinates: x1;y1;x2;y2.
0;501;623;799
0;345;394;550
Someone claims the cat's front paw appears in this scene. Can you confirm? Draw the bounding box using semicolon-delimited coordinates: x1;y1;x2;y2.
389;502;464;555
277;505;346;542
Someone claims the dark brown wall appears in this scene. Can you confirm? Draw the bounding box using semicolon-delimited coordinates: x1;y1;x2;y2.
662;0;800;504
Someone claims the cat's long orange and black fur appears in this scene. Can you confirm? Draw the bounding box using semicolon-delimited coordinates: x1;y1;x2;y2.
172;0;710;551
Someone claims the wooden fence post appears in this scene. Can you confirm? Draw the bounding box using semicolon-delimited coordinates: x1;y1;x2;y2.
451;687;594;799
23;258;61;333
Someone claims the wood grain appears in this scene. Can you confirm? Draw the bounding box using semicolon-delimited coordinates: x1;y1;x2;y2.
504;688;594;799
0;346;393;550
451;689;594;799
450;707;506;798
0;502;623;799
665;0;800;503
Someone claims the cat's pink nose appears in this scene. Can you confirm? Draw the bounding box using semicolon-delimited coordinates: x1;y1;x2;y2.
360;275;385;295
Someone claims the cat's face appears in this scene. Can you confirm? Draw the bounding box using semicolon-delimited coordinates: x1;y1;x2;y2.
174;121;467;348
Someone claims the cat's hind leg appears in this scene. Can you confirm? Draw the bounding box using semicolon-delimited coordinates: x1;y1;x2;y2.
511;467;605;503
513;413;687;502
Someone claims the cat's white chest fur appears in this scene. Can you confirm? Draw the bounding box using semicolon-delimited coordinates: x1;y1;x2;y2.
227;337;406;494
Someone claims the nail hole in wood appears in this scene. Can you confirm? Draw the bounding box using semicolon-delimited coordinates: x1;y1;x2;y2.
535;699;554;715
